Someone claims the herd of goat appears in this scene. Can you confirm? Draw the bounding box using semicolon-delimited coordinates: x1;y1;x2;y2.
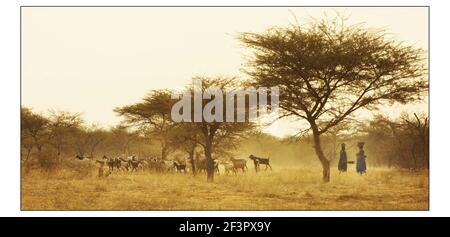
75;154;272;176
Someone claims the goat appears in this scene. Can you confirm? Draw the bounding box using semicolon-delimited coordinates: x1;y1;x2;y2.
248;155;272;172
173;161;187;173
196;159;219;174
150;158;164;172
124;155;142;172
230;158;248;172
221;161;236;175
147;157;170;172
102;155;119;171
129;159;141;172
196;159;207;173
117;157;131;171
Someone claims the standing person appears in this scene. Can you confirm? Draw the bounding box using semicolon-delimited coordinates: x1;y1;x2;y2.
338;143;348;173
356;142;367;175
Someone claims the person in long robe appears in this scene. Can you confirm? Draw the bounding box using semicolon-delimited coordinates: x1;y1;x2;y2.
356;142;367;175
338;143;348;173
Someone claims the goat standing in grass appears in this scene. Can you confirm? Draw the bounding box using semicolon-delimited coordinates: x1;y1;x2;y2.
103;155;119;171
222;161;236;175
196;159;207;173
173;161;187;173
230;158;248;173
195;159;219;174
129;160;141;172
249;155;272;172
117;157;131;171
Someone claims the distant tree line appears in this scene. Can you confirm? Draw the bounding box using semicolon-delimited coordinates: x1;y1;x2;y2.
21;105;428;175
359;113;429;170
21;107;151;172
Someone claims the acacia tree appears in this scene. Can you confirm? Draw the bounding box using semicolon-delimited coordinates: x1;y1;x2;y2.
401;113;429;169
172;76;256;182
47;110;83;160
21;107;49;163
115;90;177;160
360;113;429;169
240;16;427;182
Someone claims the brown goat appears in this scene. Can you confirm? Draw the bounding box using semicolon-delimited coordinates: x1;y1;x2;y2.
230;158;248;172
196;159;219;174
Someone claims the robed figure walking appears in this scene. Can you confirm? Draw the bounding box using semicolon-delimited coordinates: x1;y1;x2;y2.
356;142;367;175
338;143;348;173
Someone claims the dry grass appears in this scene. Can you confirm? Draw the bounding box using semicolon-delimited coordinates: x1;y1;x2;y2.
21;166;428;210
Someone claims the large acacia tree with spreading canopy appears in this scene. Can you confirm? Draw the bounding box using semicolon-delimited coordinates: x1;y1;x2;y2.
240;16;427;182
173;76;256;182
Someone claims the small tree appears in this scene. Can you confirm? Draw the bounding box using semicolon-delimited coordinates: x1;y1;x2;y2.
240;15;427;182
360;113;429;169
176;76;256;182
21;107;49;165
115;90;177;159
401;113;429;169
47;110;83;160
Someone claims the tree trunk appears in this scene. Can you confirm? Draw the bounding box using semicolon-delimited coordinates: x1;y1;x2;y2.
161;145;168;160
411;148;417;171
188;149;196;175
312;127;330;182
22;148;33;174
204;139;214;182
23;148;32;163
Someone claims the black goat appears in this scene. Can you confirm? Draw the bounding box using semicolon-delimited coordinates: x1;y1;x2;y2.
129;159;141;172
249;155;272;172
173;161;187;173
103;155;120;171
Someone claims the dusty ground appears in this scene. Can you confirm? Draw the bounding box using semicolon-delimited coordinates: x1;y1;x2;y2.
21;167;428;210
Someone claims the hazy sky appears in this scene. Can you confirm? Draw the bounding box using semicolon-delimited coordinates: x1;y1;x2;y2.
21;7;428;137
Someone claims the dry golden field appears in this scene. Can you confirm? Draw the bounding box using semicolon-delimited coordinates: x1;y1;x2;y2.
21;166;428;211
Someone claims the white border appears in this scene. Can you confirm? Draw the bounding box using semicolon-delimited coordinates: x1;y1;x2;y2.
1;0;448;217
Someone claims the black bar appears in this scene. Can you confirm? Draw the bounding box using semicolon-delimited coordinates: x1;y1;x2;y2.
1;217;448;236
